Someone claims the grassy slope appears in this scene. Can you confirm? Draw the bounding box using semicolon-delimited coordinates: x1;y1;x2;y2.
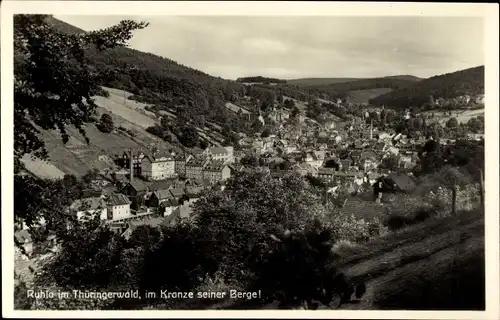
214;209;484;310
339;208;484;310
35;84;236;178
423;108;485;125
36;88;175;178
346;88;394;105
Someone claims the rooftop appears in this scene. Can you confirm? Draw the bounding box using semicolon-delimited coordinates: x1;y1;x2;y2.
207;146;229;155
107;193;131;206
70;197;106;211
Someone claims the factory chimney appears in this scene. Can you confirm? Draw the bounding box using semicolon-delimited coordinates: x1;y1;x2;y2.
129;148;134;183
370;119;373;140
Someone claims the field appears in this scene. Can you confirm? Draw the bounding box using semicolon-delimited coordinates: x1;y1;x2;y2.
28;85;238;178
32;92;175;178
347;88;393;105
423;108;484;125
95;87;159;128
288;78;362;86
283;96;308;111
225;102;251;114
20;154;66;180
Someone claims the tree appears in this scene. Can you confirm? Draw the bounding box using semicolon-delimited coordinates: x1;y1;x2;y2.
291;106;301;118
193;115;206;128
432;166;471;216
97;114;114;133
177;125;199;148
131;194;145;210
127;225;162;251
261;128;271;138
446;117;458;129
14;14;148;173
241;154;259;167
277;94;284;104
192;170;326;284
38;216;126;289
379;155;400;171
284;99;295;109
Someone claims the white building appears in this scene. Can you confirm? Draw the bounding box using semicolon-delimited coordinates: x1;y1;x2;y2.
69;197;108;221
203;146;234;164
106;193;132;221
141;152;176;180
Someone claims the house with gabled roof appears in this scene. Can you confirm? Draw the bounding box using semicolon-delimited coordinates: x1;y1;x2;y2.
203;160;231;184
373;172;416;199
105;193;132;221
169;187;186;200
141;151;176;181
70;196;108;222
174;153;192;178
203;146;234;164
120;180;151;198
339;158;353;170
293;163;318;177
186;156;210;180
147;189;174;208
158;198;181;217
118;151;144;175
317;167;337;183
185;186;204;199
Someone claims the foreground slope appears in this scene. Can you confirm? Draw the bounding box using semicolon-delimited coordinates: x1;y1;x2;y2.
218;208;484;310
339;208;484;310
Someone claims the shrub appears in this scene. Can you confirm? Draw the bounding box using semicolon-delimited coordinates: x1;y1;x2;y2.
96;114;114;133
385;194;448;230
328;214;388;243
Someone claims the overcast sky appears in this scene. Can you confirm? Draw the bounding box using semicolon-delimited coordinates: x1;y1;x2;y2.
55;15;484;80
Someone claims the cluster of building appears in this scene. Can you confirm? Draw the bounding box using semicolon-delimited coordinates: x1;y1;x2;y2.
56;146;238;238
113;146;235;183
16;96;480;259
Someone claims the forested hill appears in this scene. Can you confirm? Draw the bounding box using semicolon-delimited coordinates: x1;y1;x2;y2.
289;75;422;88
44;16;337;129
45;16;246;126
304;78;416;94
285;76;422;104
236;76;287;84
369;66;485;109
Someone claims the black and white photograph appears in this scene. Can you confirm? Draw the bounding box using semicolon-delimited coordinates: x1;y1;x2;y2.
2;1;499;317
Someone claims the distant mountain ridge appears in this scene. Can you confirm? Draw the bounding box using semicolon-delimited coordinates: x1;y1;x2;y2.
288;75;423;87
369;66;485;109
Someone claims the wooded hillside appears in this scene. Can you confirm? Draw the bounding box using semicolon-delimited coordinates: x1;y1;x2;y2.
369;66;484;109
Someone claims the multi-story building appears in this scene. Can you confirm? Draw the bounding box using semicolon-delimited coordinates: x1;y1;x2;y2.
118;151;144;176
202;160;231;184
268;109;290;123
203;146;234;164
106;193;132;221
174;154;192;178
141;152;176;181
317;167;336;183
186;157;210;180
